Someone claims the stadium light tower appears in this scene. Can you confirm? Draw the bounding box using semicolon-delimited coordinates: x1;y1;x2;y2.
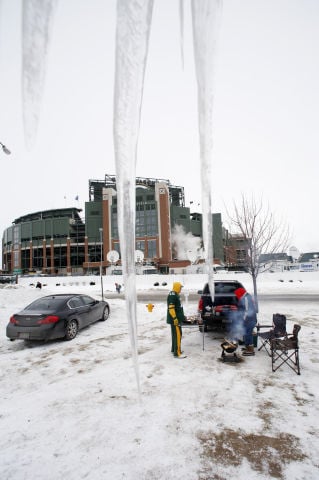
0;142;11;155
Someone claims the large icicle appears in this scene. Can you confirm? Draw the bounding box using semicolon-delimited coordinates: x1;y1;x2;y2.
22;0;58;150
191;0;222;298
113;0;154;397
179;0;185;69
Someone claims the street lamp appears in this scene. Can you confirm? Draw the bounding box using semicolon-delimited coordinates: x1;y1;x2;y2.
0;142;11;155
99;228;104;301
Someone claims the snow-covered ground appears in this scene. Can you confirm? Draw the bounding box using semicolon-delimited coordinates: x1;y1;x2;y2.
0;271;318;480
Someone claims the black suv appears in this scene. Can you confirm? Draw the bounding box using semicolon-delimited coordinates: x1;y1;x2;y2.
197;280;245;332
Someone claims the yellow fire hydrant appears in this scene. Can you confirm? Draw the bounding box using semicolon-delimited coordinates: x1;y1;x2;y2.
146;303;154;313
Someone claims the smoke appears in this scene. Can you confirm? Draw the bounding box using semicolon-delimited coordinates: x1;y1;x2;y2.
171;225;203;262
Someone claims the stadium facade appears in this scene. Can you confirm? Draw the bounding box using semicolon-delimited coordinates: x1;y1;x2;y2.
2;175;224;275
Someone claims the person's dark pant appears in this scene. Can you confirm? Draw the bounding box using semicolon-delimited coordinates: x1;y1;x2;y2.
243;318;257;346
170;324;182;356
228;311;242;341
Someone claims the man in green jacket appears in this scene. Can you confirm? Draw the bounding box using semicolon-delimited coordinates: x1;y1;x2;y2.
167;282;186;358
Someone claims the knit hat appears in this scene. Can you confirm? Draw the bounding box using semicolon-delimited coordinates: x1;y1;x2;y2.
172;282;183;293
234;287;246;300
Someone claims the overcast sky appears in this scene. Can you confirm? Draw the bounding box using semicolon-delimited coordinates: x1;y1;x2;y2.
0;0;318;255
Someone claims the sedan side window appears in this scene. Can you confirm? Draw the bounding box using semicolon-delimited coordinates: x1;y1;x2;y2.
81;296;95;306
68;297;83;309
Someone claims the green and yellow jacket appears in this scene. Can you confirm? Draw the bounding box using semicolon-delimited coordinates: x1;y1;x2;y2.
166;282;185;325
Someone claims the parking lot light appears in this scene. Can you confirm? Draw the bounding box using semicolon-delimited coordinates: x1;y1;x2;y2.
99;228;104;301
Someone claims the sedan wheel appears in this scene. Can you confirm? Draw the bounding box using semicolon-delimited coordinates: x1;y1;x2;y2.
101;306;110;321
65;319;78;340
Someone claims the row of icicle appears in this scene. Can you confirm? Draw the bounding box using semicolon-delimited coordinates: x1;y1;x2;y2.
21;0;223;397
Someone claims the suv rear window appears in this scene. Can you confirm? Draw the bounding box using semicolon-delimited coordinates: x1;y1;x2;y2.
214;295;238;306
203;282;243;295
215;283;242;293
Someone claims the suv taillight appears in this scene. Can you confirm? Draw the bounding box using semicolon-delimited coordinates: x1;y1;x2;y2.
198;298;203;312
215;305;238;312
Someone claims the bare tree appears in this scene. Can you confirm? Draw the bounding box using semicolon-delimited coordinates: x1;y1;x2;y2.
226;194;290;311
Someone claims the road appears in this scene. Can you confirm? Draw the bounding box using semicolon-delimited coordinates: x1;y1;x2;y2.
107;291;319;303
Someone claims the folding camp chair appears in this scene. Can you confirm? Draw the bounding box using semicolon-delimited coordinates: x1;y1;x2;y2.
271;324;301;375
257;313;287;356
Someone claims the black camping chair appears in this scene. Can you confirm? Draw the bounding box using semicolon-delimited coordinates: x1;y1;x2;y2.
257;313;287;356
271;324;301;375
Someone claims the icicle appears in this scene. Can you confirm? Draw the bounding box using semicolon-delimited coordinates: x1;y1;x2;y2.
114;0;154;398
191;0;223;298
22;0;58;150
179;0;185;69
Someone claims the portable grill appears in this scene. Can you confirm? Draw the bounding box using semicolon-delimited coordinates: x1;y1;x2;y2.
220;339;240;363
